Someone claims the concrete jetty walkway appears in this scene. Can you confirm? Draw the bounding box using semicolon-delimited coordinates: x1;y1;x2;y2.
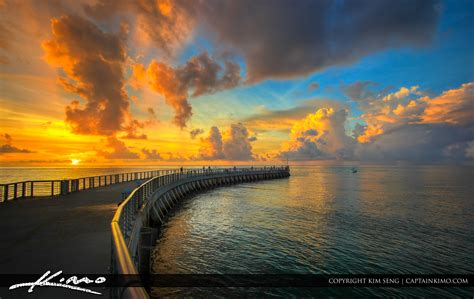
0;181;141;298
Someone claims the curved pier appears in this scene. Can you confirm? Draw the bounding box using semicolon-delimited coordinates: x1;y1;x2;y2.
110;166;290;298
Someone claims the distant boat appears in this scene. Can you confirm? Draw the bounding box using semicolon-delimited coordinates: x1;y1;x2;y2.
352;168;358;173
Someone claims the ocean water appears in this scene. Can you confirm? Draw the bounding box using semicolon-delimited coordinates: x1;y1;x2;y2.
151;165;474;297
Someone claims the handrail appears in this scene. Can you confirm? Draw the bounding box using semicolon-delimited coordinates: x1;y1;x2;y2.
110;166;289;298
0;169;171;203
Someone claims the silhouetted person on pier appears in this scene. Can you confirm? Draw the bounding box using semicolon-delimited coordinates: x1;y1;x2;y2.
180;167;183;173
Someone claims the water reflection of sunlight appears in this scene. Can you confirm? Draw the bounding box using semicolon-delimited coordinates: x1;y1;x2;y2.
152;165;474;297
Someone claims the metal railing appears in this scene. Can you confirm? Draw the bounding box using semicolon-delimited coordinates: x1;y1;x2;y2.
0;170;179;203
110;166;289;298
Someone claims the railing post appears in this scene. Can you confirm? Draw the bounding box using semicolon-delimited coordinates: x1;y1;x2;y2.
30;182;34;197
3;185;8;202
61;180;69;195
13;183;17;200
22;182;26;198
51;181;54;196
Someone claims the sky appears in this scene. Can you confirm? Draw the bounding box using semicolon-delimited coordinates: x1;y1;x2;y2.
0;0;473;166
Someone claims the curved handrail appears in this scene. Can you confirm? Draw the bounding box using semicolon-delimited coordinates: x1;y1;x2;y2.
0;169;165;202
110;166;290;298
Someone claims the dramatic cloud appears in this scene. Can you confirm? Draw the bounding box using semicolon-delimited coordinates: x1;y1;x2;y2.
42;15;139;136
199;123;254;160
383;86;421;102
353;83;472;143
98;136;139;159
199;126;224;160
132;52;241;127
421;82;474;125
190;128;204;139
352;82;474;161
141;148;163;160
0;134;34;154
86;0;440;83
275;81;474;162
84;0;194;56
223;123;254;161
197;0;440;82
344;83;426;143
279;108;355;160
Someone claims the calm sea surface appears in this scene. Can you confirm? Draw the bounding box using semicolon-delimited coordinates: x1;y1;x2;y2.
151;165;474;297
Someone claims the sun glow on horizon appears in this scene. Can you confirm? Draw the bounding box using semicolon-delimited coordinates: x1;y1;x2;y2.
71;159;80;166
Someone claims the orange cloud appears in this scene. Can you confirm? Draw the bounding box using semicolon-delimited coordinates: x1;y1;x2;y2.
42;15;141;136
421;82;474;125
355;82;473;144
383;86;420;102
0;133;34;154
279;108;355;160
198;123;254;161
132;52;241;128
97;136;139;159
141;148;162;160
356;124;384;143
199;126;224;160
85;0;194;56
145;60;192;128
243;99;347;132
